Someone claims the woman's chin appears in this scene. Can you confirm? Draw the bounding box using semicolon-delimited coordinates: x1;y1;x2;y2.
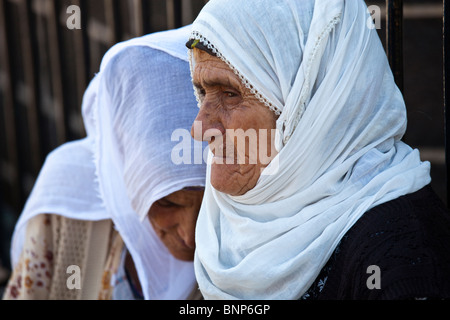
210;162;259;196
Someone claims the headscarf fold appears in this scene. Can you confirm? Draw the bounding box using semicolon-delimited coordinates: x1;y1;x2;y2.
189;0;431;299
11;25;207;300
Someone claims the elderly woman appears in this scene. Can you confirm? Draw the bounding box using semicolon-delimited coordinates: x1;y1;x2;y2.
3;26;206;300
187;0;450;299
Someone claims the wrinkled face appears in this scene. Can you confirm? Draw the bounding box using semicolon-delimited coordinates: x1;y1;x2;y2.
147;189;204;261
191;48;278;196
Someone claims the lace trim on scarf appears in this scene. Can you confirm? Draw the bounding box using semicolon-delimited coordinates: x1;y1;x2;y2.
188;14;342;145
281;15;341;145
187;31;282;116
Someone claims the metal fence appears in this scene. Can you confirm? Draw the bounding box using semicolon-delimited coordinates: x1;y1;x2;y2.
384;0;448;202
0;0;448;220
0;0;207;216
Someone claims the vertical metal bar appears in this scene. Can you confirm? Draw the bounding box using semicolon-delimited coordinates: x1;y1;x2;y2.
173;0;182;28
47;0;66;145
0;0;20;211
166;0;182;29
444;0;450;204
166;0;175;29
141;0;151;34
17;0;41;175
69;0;88;111
86;1;115;77
181;0;193;26
79;0;91;86
130;0;144;36
104;0;118;44
386;0;404;92
32;0;66;147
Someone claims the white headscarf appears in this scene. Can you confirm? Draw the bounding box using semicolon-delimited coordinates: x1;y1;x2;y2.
190;0;431;299
10;25;207;300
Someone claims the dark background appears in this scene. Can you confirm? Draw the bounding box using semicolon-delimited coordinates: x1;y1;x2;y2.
0;0;447;294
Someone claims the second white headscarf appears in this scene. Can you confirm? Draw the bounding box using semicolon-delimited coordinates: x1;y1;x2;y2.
11;25;207;300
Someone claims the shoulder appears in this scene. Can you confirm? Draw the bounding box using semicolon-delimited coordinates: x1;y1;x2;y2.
322;185;450;299
4;214;78;299
4;214;112;300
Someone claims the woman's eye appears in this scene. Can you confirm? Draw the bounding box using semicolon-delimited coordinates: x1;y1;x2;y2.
196;89;205;103
224;91;238;98
157;199;178;207
198;88;206;97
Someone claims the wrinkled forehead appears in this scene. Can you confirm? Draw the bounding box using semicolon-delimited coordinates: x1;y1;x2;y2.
191;48;237;82
192;47;220;65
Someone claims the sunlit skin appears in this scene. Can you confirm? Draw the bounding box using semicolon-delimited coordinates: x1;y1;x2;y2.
191;48;278;196
124;189;204;295
147;189;204;261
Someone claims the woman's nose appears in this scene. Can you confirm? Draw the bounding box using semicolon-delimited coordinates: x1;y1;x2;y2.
178;224;196;249
191;102;225;142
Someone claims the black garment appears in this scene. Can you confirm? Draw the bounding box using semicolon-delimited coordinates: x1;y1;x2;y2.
301;185;450;300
